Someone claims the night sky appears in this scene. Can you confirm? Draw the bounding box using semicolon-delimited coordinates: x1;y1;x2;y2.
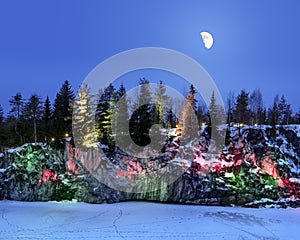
1;0;299;113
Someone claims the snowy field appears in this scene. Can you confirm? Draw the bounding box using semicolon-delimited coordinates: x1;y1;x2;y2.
0;200;299;240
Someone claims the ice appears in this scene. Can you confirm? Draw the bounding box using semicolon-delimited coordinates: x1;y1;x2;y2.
0;200;299;240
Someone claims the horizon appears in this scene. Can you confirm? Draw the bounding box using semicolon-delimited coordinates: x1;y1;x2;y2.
1;1;300;113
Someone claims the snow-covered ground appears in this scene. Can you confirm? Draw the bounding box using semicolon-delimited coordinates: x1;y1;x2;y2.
0;201;299;240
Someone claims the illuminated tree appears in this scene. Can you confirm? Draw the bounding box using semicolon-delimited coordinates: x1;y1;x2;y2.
153;80;169;126
73;83;96;147
113;83;129;138
95;84;116;146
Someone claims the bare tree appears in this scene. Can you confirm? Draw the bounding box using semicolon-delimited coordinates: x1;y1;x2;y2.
249;89;264;125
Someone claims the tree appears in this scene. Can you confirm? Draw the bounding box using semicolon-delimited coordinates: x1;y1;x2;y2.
8;93;24;145
187;84;198;113
179;84;198;138
95;84;116;146
249;89;264;125
267;95;279;127
22;94;43;142
129;78;153;146
53;80;75;140
9;93;23;119
293;109;300;124
73;83;96;147
153;80;169;126
166;108;176;129
113;83;129;138
278;95;292;125
234;90;250;124
207;91;226;148
226;91;235;125
40;96;53;142
197;102;208;126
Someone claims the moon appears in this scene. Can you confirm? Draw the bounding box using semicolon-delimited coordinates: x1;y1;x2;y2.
200;32;214;49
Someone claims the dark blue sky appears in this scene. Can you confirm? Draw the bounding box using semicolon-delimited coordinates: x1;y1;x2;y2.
1;0;299;113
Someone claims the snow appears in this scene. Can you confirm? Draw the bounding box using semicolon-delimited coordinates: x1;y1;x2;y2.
0;201;299;240
6;143;45;153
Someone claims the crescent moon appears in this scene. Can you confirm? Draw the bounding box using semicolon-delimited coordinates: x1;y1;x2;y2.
200;32;214;49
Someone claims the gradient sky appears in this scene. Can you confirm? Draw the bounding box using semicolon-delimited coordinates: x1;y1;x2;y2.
1;0;299;113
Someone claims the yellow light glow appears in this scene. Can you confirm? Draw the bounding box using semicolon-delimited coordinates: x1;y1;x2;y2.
65;133;69;138
201;122;206;126
51;137;55;142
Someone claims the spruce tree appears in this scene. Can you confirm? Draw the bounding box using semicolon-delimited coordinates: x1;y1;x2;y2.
267;95;279;127
22;94;43;142
234;90;250;124
41;96;53;142
187;84;197;113
113;83;129;138
153;80;169;127
129;78;153;146
95;84;116;146
208;91;218;127
8;93;24;145
73;83;96;147
278;95;292;125
53;80;75;140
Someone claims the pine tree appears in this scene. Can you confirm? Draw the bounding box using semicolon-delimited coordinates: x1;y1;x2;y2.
166;108;176;129
207;91;226;145
197;103;208;125
187;84;197;113
278;95;292;125
40;96;53;142
208;91;219;126
178;85;199;142
22;94;43;142
53;80;75;140
293;109;300;124
129;78;153;146
95;84;116;146
8;93;24;145
113;83;129;138
267;95;279;127
153;80;169;126
226;91;235;126
234;90;250;124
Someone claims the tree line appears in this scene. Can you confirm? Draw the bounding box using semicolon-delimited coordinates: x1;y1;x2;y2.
1;79;300;150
